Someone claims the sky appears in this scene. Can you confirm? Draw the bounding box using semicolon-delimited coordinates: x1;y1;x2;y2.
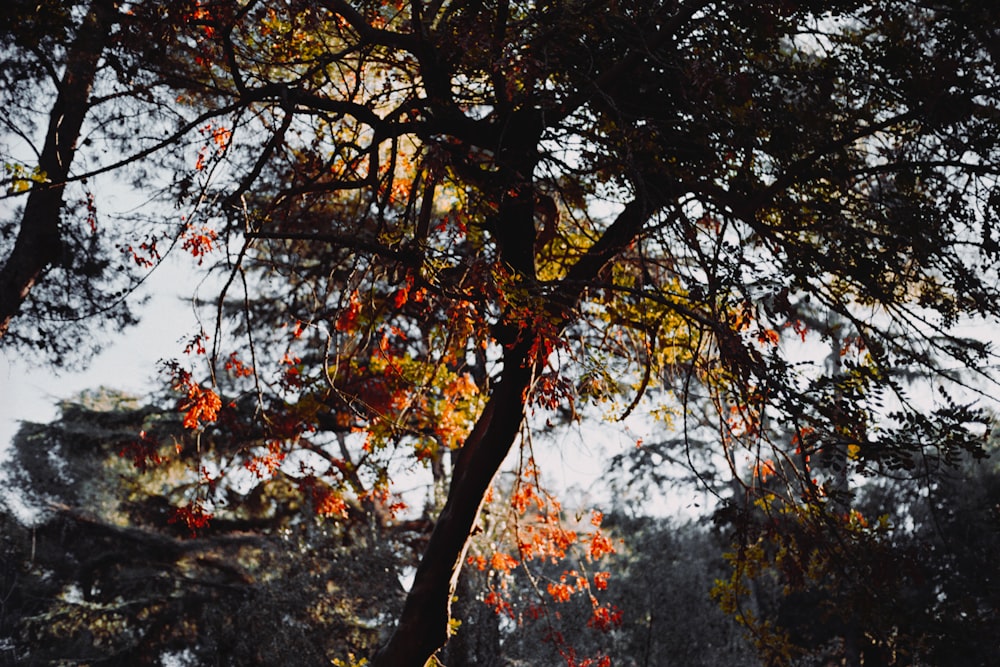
0;255;707;522
0;259;200;460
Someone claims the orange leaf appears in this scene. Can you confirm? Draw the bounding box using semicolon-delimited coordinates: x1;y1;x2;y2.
547;581;574;603
336;290;361;332
489;552;519;574
180;384;222;430
587;530;615;560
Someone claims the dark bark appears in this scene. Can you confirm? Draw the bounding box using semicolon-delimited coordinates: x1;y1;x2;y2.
372;339;535;667
0;0;117;337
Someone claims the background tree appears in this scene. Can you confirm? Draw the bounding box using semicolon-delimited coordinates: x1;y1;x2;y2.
0;1;116;336
0;0;130;356
0;0;274;363
711;435;1000;667
0;392;754;666
5;394;998;665
448;509;759;667
0;389;413;665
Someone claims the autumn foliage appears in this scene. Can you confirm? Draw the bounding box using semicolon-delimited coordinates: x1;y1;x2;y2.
465;461;622;665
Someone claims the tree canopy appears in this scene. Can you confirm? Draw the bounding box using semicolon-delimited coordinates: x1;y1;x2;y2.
2;0;1000;665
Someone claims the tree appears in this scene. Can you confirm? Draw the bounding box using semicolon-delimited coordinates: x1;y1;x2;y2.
0;390;410;664
710;434;1000;667
4;1;1000;665
0;0;126;354
1;393;751;666
0;0;272;363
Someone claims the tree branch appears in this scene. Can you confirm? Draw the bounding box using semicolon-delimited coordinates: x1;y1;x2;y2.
0;0;118;337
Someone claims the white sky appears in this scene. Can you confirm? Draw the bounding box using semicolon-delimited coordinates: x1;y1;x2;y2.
0;259;201;459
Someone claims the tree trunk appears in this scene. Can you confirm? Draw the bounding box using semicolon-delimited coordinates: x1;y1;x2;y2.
371;339;535;667
0;0;117;338
373;116;542;665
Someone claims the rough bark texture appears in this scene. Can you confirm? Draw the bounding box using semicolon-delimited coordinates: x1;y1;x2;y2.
0;0;117;338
